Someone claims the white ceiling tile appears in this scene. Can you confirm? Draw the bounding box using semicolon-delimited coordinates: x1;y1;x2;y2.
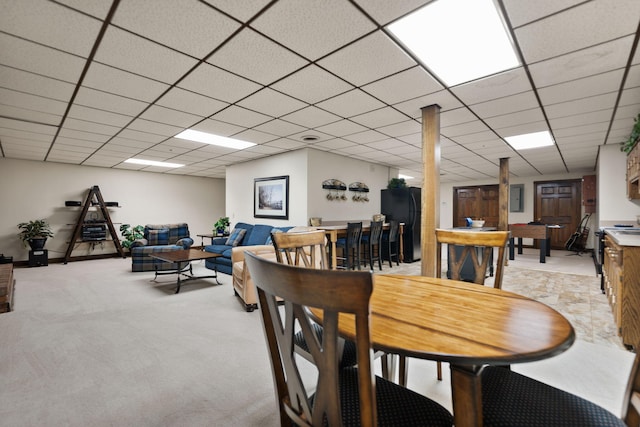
625;64;640;89
553;121;610;138
202;0;271;22
109;137;156;150
502;0;583;28
1;0;102;57
618;86;640;107
0;65;75;102
440;108;477;127
0;127;53;142
55;0;112;18
313;138;357;151
139;105;202;128
350;107;408;128
191;119;245;137
94;26;198;84
253;119;306;137
271;65;353;104
0;33;86;82
118;129;166;143
342;130;388;144
538;69;626;106
545;92;618;119
550;110;612;130
126;118;183;137
497;121;548;139
470;91;540;118
207;28;308;85
484;108;545;130
529;36;635;87
314;120;368;138
230;129;279;144
354;0;430;26
55;137;102;150
514;0;640;63
67;104;132;127
156;87;229;117
0;118;56;135
0;104;61;125
451;68;531;105
443;121;491;138
362;67;443;104
0;88;68;115
62;117;120;136
83;62;169;102
211;106;273;128
281;106;342;128
177;63;261;104
251;0;376;60
318;31;416;86
73;87;149;117
377;120;421;137
237;88;307;118
316;89;385;119
113;0;240;59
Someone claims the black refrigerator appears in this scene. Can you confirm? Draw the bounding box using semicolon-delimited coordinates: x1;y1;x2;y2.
381;187;421;262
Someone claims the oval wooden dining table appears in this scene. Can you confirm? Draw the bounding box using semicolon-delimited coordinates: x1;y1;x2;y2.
310;274;575;427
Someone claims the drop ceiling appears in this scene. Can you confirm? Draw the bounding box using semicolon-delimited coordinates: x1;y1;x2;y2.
1;0;639;185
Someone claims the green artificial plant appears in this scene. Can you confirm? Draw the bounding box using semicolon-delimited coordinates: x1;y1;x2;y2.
119;224;144;249
387;177;408;189
621;113;640;154
17;219;54;249
214;216;230;234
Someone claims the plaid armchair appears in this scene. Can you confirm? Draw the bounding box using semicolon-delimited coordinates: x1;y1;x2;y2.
130;223;194;272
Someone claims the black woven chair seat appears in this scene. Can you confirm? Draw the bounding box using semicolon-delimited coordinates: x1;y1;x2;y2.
482;366;625;426
336;367;453;426
294;323;358;368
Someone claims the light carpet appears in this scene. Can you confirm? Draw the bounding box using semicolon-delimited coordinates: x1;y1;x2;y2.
0;252;634;426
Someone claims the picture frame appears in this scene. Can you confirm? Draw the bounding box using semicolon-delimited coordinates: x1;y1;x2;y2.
254;175;289;220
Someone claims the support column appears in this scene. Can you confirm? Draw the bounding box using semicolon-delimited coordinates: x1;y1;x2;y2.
421;104;441;277
499;158;509;231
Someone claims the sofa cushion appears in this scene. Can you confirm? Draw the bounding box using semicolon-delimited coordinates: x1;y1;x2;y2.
244;224;275;246
206;244;231;255
147;228;170;245
226;228;246;246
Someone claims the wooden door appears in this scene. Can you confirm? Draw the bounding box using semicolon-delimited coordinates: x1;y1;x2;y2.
534;180;582;249
453;185;499;227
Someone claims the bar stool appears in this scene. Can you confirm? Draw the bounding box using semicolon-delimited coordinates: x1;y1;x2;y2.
382;220;400;267
361;220;383;271
335;222;363;270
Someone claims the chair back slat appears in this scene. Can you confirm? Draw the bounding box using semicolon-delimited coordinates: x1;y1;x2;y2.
245;252;376;426
435;229;510;288
623;354;640;425
271;230;328;270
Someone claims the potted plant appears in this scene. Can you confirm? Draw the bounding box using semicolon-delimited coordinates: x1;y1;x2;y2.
387;177;408;189
621;113;640;154
214;216;230;236
119;224;144;249
17;219;54;250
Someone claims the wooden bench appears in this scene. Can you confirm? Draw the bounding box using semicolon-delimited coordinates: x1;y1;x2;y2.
0;264;14;313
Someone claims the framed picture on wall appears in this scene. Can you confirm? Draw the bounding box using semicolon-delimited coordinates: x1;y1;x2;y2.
254;175;289;220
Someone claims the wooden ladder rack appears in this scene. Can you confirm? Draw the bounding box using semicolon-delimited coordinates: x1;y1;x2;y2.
63;185;125;264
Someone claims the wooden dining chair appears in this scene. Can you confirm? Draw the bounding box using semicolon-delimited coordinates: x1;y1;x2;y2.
361;220;384;271
480;354;640;426
335;222;363;270
399;229;511;385
271;230;357;368
243;252;453;427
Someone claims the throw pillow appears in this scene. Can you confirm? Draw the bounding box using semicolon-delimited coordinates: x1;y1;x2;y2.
147;228;170;245
225;228;246;247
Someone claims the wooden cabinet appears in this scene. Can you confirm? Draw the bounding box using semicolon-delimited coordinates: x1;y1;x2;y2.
603;235;640;350
627;142;640;200
0;264;14;313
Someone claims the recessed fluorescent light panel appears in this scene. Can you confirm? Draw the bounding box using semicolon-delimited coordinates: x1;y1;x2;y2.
398;174;414;180
505;131;555;150
175;129;256;150
388;0;520;86
124;158;184;168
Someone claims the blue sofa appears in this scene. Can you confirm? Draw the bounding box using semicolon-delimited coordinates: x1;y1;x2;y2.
203;222;291;275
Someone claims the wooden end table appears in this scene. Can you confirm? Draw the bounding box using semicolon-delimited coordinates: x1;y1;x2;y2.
149;249;222;293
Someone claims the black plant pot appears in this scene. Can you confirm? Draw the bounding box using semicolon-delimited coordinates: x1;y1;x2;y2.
28;237;47;251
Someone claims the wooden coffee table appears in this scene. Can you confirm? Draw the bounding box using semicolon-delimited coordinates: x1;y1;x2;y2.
149;249;222;293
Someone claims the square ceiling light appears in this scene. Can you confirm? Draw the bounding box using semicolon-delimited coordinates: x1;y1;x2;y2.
388;0;520;86
176;129;256;149
125;158;184;168
505;130;555;150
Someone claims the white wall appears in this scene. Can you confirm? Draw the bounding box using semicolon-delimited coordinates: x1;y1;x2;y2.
0;158;225;262
226;148;394;226
598;144;640;226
